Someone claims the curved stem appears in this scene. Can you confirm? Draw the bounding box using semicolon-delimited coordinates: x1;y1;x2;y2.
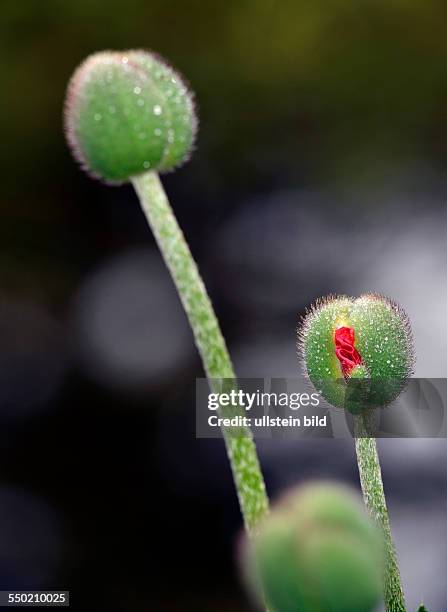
132;171;269;534
354;414;406;612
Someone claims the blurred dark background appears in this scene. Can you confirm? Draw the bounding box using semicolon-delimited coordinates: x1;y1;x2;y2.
2;1;447;610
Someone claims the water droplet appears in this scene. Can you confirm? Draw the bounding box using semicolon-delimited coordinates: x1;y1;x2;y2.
134;86;141;94
153;105;162;116
143;161;151;169
94;113;102;121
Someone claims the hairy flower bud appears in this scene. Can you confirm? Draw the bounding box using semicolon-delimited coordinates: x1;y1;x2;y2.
298;294;414;410
64;50;198;183
243;483;383;612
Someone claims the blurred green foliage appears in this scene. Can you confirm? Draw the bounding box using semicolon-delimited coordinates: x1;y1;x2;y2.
2;0;447;190
1;0;447;301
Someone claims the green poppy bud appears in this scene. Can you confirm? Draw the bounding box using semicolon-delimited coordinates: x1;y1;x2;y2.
244;482;383;612
64;50;198;183
297;293;414;410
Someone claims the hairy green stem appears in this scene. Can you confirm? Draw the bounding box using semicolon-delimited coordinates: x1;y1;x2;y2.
132;171;269;534
354;414;406;612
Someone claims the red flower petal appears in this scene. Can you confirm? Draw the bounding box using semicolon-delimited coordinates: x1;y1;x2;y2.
334;326;363;377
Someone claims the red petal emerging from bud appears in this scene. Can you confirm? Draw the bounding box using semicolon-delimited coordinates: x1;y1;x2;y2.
335;326;363;377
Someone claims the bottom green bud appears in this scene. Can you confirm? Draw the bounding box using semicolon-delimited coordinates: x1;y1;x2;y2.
244;483;383;612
